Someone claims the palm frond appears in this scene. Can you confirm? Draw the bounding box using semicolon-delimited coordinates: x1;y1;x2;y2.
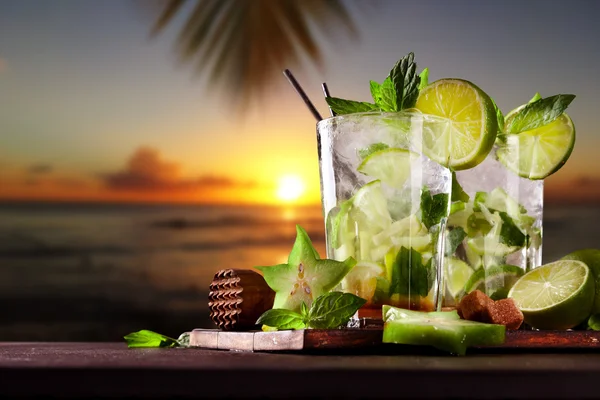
150;0;360;108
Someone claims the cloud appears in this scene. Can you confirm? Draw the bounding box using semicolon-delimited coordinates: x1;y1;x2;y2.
28;164;53;174
0;58;6;73
103;147;256;192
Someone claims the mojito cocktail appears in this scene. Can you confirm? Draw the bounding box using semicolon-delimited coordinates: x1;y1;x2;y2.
413;80;575;307
317;112;451;314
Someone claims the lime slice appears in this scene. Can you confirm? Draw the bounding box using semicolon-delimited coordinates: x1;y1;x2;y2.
508;260;594;329
414;79;498;170
464;264;524;300
351;180;392;232
466;236;518;258
445;258;473;299
496;113;575;180
342;261;385;301
357;148;419;188
474;188;535;233
328;199;353;248
372;214;427;246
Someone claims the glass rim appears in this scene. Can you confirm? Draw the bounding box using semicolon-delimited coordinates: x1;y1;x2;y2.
316;110;463;128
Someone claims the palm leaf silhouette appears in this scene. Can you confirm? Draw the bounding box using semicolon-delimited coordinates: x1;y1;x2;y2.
150;0;359;107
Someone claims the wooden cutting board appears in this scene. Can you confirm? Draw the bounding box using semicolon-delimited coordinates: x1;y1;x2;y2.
188;328;600;352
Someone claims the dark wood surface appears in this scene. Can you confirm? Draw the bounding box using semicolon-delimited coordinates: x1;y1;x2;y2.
190;328;600;351
2;342;600;399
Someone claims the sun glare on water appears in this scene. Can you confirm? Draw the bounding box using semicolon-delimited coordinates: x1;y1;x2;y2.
277;175;305;202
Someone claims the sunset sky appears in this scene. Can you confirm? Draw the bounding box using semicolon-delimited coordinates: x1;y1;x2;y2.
1;0;600;205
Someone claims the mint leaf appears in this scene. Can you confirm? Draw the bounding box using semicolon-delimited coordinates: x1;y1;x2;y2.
389;52;420;110
369;78;398;112
307;291;366;329
490;98;505;133
418;67;429;90
528;92;542;104
379;77;398;112
256;309;306;330
124;330;180;348
445;227;467;257
358;142;389;160
451;171;470;202
326;97;379;115
498;211;526;247
389;247;432;297
369;80;382;106
505;94;575;134
301;301;309;322
588;314;600;331
420;186;450;229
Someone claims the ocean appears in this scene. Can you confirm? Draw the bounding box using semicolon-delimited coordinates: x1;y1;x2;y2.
1;202;599;341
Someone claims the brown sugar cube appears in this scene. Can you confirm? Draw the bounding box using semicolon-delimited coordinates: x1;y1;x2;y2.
458;290;494;322
488;298;524;330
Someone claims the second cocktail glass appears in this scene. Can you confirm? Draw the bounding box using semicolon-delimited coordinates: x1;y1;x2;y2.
317;111;452;317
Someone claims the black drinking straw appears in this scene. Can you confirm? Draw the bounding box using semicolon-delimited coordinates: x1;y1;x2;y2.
321;83;336;117
283;69;323;121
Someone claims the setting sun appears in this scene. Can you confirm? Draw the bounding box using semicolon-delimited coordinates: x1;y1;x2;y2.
277;175;305;202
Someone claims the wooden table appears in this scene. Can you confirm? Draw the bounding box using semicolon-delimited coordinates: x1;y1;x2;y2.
1;342;600;399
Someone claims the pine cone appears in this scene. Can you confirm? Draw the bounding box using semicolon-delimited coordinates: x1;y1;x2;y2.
208;269;275;331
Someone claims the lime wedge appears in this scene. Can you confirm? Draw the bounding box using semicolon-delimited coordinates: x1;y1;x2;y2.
508;260;594;329
445;258;473;299
496;113;575;180
464;264;524;300
357;148;419;188
414;79;498;170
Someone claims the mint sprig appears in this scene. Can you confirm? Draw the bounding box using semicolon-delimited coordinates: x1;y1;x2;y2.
445;227;467;257
389;247;433;297
389;52;420;110
325;97;378;115
255;309;307;330
420;186;450;229
505;93;575;134
491;98;505;133
325;52;427;115
124;330;181;348
256;292;366;330
528;92;542;104
418;67;429;90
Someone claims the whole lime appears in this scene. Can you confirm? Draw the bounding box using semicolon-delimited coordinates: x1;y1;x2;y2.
562;249;600;314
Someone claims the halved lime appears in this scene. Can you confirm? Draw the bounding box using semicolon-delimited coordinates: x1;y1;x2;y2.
496;113;575;180
358;148;419;188
464;264;524;300
445;258;473;299
414;79;498;170
508;260;594;329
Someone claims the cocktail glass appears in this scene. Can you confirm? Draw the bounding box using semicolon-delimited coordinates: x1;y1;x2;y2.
317;111;452;318
443;146;543;306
